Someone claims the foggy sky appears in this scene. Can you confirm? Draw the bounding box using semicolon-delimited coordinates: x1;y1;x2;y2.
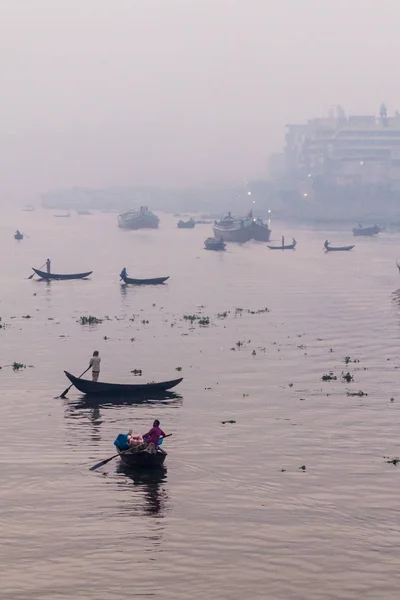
0;0;399;200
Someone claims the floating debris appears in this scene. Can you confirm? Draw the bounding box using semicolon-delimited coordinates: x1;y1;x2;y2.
347;390;367;397
175;366;182;371
221;420;236;425
299;465;306;471
344;356;360;364
131;369;142;376
322;372;337;381
22;315;32;319
385;457;400;465
12;362;26;371
79;315;103;325
342;372;354;383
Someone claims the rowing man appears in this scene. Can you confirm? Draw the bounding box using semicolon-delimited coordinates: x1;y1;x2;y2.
89;350;101;382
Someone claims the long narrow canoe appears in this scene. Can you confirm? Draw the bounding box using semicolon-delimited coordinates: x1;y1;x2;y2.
120;274;169;285
64;371;183;396
32;268;93;280
325;245;355;252
267;241;297;250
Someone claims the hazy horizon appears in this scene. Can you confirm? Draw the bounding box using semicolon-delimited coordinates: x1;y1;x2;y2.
1;0;399;201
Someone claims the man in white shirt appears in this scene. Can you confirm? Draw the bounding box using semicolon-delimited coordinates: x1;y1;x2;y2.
89;350;101;382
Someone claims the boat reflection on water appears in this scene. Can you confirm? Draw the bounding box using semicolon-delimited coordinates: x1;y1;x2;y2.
115;463;169;516
65;390;183;409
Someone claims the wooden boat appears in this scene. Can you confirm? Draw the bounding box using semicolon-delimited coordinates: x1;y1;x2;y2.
64;371;183;396
177;218;195;228
14;232;23;240
204;237;226;251
352;224;381;237
120;273;169;285
324;242;355;252
117;447;167;468
268;239;297;250
32;268;93;280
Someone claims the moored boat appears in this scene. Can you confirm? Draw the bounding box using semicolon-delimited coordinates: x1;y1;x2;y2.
213;211;271;243
32;268;93;280
63;371;183;396
249;215;271;241
212;212;252;243
54;212;70;218
324;241;355;252
352;224;381;237
177;218;195;228
204;237;226;251
118;206;159;229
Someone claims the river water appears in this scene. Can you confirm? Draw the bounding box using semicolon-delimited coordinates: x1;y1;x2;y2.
1;209;400;599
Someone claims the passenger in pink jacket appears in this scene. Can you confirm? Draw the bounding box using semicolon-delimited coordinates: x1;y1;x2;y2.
143;419;167;451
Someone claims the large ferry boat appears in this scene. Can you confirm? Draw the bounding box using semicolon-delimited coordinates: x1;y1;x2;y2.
213;211;271;243
118;206;160;230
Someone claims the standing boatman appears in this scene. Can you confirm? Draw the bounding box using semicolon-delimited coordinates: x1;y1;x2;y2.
46;258;51;274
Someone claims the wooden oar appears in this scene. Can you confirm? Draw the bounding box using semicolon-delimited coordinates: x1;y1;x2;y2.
56;367;91;399
28;262;46;279
89;434;172;472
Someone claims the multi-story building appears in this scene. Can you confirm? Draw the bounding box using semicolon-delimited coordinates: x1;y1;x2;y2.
282;105;400;191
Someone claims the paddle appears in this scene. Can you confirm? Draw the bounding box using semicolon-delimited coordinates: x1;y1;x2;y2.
89;434;172;472
28;262;46;279
57;366;91;399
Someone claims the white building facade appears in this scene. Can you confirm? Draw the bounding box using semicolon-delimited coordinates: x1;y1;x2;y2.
283;105;400;191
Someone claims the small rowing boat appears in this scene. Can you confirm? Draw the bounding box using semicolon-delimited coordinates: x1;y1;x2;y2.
324;241;355;252
177;218;195;228
204;237;226;251
64;371;183;396
268;239;297;250
120;272;169;285
117;447;167;468
32;268;93;280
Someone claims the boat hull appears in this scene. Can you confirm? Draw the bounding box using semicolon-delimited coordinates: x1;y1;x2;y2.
32;268;93;280
14;234;23;240
212;224;252;243
352;226;380;236
118;449;166;468
250;221;271;242
64;371;183;396
204;238;226;251
325;245;354;252
177;221;195;228
268;243;296;250
121;274;169;285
